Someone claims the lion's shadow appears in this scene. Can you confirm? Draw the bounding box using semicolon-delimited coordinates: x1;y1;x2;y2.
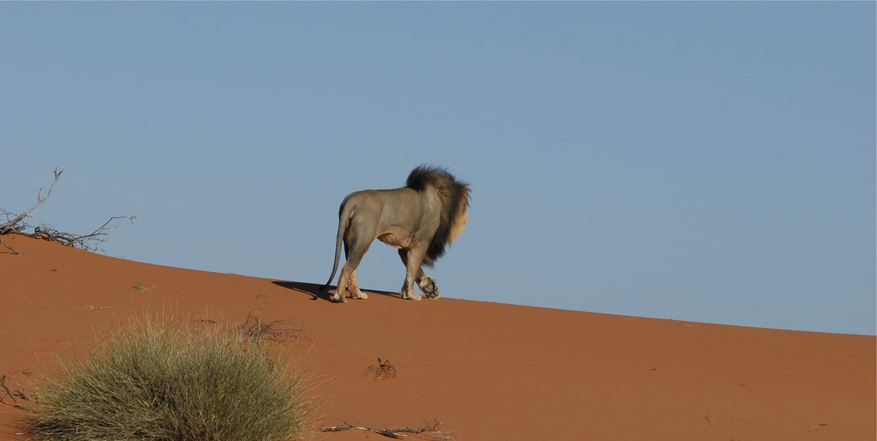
271;281;401;303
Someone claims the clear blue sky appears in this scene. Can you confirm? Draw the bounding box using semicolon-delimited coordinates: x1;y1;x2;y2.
2;2;874;335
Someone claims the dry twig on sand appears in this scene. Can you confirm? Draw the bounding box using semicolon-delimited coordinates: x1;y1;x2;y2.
68;305;111;311
0;238;22;255
366;358;397;381
235;309;308;343
0;375;14;406
0;374;30;409
321;419;454;440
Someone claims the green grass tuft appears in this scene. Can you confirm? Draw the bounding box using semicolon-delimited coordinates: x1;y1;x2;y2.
23;313;313;441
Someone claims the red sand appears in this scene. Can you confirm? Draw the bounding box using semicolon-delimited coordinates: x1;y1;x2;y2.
1;234;874;440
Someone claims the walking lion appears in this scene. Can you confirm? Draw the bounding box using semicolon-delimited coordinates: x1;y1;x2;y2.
322;165;470;303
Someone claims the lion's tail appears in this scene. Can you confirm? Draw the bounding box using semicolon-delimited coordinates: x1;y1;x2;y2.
322;198;355;292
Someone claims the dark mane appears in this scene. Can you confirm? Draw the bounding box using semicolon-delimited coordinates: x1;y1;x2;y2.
406;165;470;267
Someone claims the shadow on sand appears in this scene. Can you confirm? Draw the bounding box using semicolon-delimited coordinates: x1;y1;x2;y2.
271;281;401;303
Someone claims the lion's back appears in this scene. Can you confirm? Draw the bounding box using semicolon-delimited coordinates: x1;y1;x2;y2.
342;188;427;224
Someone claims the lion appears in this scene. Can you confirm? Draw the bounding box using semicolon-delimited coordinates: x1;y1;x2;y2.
322;165;470;303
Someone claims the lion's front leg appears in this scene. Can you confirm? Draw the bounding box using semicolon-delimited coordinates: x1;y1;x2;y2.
418;276;440;299
400;277;422;301
399;247;426;302
398;248;424;301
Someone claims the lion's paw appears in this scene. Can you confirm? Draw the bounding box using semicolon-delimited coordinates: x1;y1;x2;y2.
402;290;422;301
352;291;368;300
419;278;441;299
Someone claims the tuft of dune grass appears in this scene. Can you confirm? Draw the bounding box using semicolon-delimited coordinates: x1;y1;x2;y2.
23;313;313;441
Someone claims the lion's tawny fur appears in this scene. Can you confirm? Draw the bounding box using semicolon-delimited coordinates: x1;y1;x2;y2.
322;165;470;302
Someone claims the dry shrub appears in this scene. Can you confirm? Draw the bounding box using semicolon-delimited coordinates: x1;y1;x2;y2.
22;313;313;441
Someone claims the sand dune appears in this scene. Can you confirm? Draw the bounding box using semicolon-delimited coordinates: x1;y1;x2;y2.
1;234;873;440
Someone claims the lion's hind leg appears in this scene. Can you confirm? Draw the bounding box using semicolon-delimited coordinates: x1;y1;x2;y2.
348;270;368;300
332;266;350;303
332;226;373;303
400;278;422;301
334;264;369;303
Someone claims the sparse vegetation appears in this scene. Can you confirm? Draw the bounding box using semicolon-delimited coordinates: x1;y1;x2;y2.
22;313;313;441
134;279;147;291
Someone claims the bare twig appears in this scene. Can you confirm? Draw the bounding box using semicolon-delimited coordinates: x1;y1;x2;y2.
83;306;110;311
1;208;17;224
321;420;454;439
33;214;138;253
0;374;30;409
68;305;110;311
366;358;397;381
0;238;22;255
27;300;49;309
0;167;62;235
0;375;15;406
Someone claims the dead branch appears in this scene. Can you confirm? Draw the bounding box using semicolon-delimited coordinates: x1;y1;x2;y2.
32;214;138;253
0;167;62;235
321;419;454;439
1;168;136;253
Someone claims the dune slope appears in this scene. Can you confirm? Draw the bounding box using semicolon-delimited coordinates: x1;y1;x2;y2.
0;235;874;440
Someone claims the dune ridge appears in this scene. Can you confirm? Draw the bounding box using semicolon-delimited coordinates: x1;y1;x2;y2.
1;234;873;440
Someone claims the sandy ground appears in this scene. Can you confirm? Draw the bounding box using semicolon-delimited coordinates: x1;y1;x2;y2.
0;234;874;440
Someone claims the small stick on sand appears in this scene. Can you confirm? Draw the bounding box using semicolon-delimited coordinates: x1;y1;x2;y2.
0;375;29;409
0;239;22;255
321;419;454;439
